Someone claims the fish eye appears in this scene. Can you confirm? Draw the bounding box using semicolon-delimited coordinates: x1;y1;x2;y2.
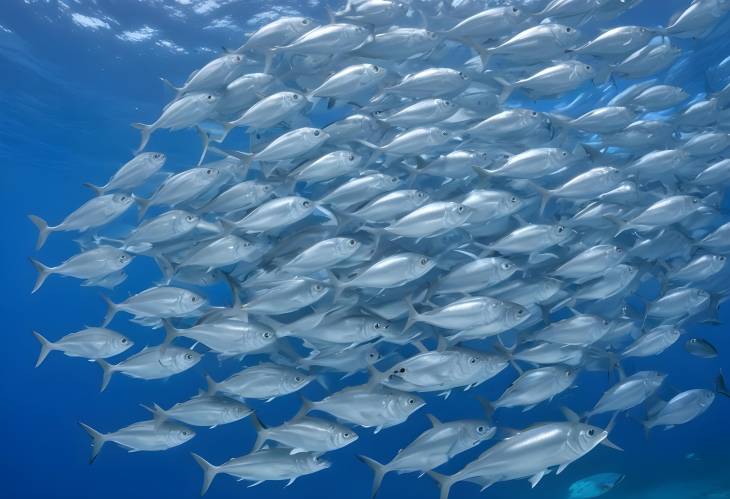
191;296;198;302
588;429;595;436
185;353;193;360
512;7;519;12
531;111;538;117
313;130;321;136
373;65;380;72
153;153;161;159
293;94;299;99
417;191;425;198
295;376;302;382
235;55;242;62
517;308;525;315
602;319;609;326
302;19;309;24
502;262;511;269
585;65;592;71
302;200;311;208
457;205;464;213
561;151;568;157
186;215;195;222
692;198;699;204
119;195;127;202
420;257;429;265
121;338;128;344
390;176;398;183
719;256;726;261
616;247;623;253
263;185;272;191
510;196;518;203
263;331;272;338
343;432;350;437
207;95;213;100
348;239;356;246
566;27;572;32
557;225;565;233
313;284;323;291
469;357;477;364
182;430;189;436
441;130;449;136
206;169;213;174
408;398;415;404
374;322;381;329
399;368;406;373
348;153;355;161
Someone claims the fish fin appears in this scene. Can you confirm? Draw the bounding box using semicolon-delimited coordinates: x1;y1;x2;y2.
32;331;55;367
247;480;264;488
82;182;105;196
285;477;297;487
492;76;514;104
29;257;52;293
560;406;580;423
529;469;548;488
292;395;314;421
140;403;168;424
196;126;210;166
423;413;443;429
96;359;116;392
475;396;496;423
288;448;307;455
556;461;572;475
131;122;153;153
357;455;388;499
426;471;455;499
402;294;420;334
205;374;219;395
78;422;107;464
250;413;268;451
133;194;151;221
325;269;345;301
160;77;181;94
100;294;118;327
191;452;220;496
521;404;537;412
161;319;180;351
716;370;730;398
28;214;51;250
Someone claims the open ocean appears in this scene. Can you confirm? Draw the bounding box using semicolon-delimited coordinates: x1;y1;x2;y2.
2;1;729;499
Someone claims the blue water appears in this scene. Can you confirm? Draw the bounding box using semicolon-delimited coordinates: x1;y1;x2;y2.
2;1;730;499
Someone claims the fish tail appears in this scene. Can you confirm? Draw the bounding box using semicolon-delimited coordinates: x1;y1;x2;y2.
475;395;496;423
96;359;116;392
326;270;345;301
140;403;168;422
133;194;151;221
426;471;455;499
82;182;105;196
249;413;269;451
716;370;730;398
131;122;154;154
100;294;118;327
402;294;420;334
78;422;107;463
191;453;220;496
205;374;219;395
356;455;389;499
160;77;181;96
492;76;513;104
29;257;52;293
161;319;180;351
292;394;314;421
32;331;55;367
28;214;52;250
195;126;209;166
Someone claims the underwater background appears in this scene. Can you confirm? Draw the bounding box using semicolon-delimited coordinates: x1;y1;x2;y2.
1;1;729;499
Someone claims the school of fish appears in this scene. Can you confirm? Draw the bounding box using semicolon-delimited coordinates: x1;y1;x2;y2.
27;0;730;497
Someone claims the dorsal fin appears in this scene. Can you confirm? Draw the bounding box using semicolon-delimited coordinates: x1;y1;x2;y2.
425;413;441;428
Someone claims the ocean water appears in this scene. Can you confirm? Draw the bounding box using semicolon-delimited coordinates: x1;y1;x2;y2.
2;1;730;499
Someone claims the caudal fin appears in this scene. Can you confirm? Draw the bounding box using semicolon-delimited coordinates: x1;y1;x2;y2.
28;214;51;250
357;455;389;499
78;422;107;463
82;182;105;196
426;471;455;499
32;331;55;367
131;123;153;154
100;294;118;327
191;453;220;496
96;359;116;392
29;257;52;293
161;319;180;351
134;194;151;221
402;295;420;334
249;413;269;451
205;374;219;395
716;370;730;398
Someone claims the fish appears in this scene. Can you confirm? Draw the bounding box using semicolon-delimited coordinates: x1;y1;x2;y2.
684;338;719;358
25;1;730;496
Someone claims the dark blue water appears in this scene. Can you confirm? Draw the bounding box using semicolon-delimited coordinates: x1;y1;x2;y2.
2;1;729;499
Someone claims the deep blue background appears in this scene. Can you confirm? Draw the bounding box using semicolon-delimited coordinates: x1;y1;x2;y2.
2;1;729;499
